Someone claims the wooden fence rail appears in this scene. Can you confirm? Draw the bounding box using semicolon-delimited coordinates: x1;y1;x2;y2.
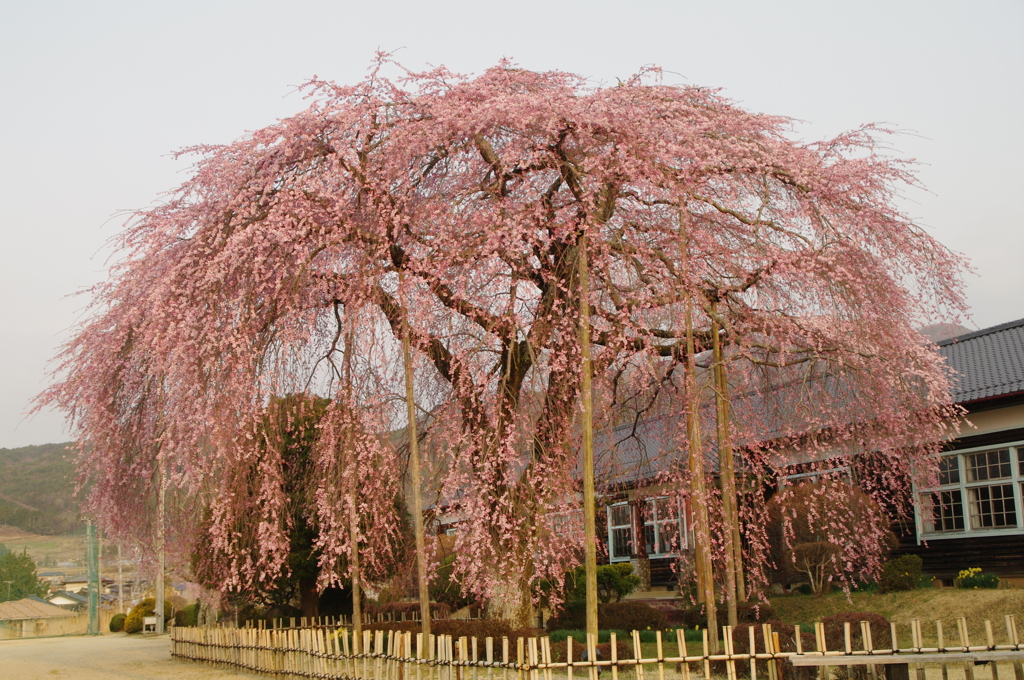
172;616;1024;680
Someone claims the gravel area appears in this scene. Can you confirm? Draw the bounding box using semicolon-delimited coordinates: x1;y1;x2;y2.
0;633;260;679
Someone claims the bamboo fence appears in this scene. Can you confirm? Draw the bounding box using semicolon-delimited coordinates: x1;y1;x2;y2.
171;616;1024;680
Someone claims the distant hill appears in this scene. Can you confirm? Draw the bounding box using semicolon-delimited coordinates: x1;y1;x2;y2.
0;442;83;535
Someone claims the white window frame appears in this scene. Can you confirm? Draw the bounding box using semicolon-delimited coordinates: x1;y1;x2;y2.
606;497;686;563
607;502;634;562
917;440;1024;542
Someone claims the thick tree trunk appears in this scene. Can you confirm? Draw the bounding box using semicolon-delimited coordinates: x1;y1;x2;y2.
487;574;536;628
300;576;319;619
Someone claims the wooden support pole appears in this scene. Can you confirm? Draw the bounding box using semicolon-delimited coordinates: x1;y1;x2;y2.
400;270;431;642
577;231;599;641
712;306;741;626
679;211;718;653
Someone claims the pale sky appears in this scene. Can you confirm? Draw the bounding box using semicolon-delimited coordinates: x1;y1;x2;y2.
2;0;1022;448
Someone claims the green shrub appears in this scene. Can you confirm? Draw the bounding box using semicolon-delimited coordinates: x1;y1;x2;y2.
109;613;127;632
123;598;172;634
429;554;474;610
175;603;199;627
955;568;1000;589
124;598;156;634
556;564;642;605
877;554;922;593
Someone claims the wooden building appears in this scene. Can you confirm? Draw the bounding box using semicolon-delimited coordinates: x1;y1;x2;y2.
905;318;1024;585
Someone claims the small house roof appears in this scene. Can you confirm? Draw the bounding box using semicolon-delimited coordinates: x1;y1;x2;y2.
0;598;78;621
48;591;88;605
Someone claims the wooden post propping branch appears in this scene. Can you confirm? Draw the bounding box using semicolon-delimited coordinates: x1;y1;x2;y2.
155;451;166;635
400;270;432;642
578;231;599;640
344;323;363;651
711;303;744;625
680;211;718;653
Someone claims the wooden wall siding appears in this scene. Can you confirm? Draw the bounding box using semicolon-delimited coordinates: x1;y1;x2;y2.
649;556;677;586
896;534;1024;579
945;425;1024;451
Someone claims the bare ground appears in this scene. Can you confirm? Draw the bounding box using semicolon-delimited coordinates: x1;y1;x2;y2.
0;632;260;680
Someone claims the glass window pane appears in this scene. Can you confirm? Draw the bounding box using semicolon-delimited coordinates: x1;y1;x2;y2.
966;449;1011;482
924;490;964;532
611;527;633;558
938;456;960;485
643;525;656;555
609;504;631;527
658;520;679;553
655;497;677;521
968;484;1017;529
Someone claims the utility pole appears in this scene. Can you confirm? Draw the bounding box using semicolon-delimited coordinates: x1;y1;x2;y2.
86;521;99;635
2;581;12;601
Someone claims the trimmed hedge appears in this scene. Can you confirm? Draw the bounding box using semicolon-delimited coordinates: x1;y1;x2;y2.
877;555;922;593
546;601;666;632
723;620;816;680
549;629;705;644
549;638;633;663
109;613;126;632
175;603;199;627
680;602;775;631
364;619;543;644
821;612;892;650
363;601;453;620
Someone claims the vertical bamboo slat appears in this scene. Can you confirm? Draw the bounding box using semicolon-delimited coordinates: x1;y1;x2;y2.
723;626;736;680
701;628;710;680
609;632;617;680
676;628;690;680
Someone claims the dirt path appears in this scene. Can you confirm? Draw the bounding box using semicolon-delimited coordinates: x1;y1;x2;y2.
0;632;260;679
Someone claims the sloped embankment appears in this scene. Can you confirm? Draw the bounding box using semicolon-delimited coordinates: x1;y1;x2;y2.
772;588;1024;633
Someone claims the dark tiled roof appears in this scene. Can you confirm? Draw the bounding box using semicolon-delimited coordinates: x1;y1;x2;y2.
938;318;1024;404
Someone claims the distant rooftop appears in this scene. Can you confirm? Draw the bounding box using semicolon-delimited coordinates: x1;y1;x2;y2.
0;597;78;621
937;317;1024;404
